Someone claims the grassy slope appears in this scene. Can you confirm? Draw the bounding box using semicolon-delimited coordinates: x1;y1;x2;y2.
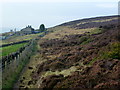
0;42;28;57
14;16;119;88
2;39;38;89
1;32;43;45
37;27;119;88
0;32;43;57
43;27;101;40
14;25;104;88
59;16;118;27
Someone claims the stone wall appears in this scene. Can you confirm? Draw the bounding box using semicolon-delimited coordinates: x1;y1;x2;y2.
0;40;29;48
0;40;32;71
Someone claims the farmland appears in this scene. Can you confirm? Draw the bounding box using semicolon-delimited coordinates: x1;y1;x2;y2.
1;32;44;45
0;42;28;57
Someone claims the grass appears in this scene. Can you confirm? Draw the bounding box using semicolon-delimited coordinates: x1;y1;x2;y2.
76;17;118;26
89;28;102;35
16;52;78;88
43;28;98;40
87;57;98;66
41;66;77;78
1;33;43;45
100;42;120;60
43;27;103;40
0;42;28;57
79;28;102;45
2;62;24;89
81;38;92;45
17;53;47;88
76;22;88;26
2;40;38;89
87;42;120;66
91;17;118;23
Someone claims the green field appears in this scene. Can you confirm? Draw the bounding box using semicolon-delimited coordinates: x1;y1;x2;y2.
1;32;44;45
0;42;28;57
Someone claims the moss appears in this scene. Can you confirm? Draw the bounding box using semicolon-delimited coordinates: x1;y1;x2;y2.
87;58;98;66
89;28;102;35
107;42;120;59
99;42;120;60
88;42;120;66
80;28;102;45
42;66;77;78
81;38;92;45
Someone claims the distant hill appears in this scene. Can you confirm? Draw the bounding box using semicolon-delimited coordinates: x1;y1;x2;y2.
44;15;119;40
58;15;119;29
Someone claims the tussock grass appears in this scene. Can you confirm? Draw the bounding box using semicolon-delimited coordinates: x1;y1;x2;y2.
43;28;98;40
76;17;118;26
91;17;118;23
17;53;47;88
88;42;120;66
100;42;120;60
41;66;77;78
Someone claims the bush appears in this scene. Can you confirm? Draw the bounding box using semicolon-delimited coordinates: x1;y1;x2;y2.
39;24;45;32
79;36;88;43
108;42;120;59
100;24;116;33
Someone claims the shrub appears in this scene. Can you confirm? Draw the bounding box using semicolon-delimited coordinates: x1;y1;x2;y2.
79;36;88;43
39;24;45;32
107;42;120;59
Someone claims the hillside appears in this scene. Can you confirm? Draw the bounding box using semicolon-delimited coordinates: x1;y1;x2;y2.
4;15;120;89
59;15;118;29
43;15;118;39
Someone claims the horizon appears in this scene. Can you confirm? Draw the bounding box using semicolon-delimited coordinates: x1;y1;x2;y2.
0;14;118;33
0;0;119;33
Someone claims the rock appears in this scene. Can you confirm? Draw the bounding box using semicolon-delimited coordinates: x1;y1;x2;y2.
28;66;33;69
28;81;33;85
23;77;25;79
20;80;23;83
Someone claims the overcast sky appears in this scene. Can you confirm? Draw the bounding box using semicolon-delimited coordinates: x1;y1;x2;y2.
0;0;119;32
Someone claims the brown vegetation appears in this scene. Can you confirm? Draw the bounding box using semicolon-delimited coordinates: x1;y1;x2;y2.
29;23;120;89
16;16;120;89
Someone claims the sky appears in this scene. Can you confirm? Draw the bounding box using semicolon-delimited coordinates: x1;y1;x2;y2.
0;0;119;33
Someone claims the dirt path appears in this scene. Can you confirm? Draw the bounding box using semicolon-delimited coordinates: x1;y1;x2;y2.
14;52;47;88
13;40;46;88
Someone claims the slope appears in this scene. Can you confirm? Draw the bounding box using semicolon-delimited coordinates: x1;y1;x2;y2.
15;15;120;89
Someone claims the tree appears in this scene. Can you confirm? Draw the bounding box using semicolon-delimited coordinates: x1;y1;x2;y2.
10;29;13;32
39;24;45;32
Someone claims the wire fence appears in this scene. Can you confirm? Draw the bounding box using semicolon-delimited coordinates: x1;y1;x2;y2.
1;30;49;89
